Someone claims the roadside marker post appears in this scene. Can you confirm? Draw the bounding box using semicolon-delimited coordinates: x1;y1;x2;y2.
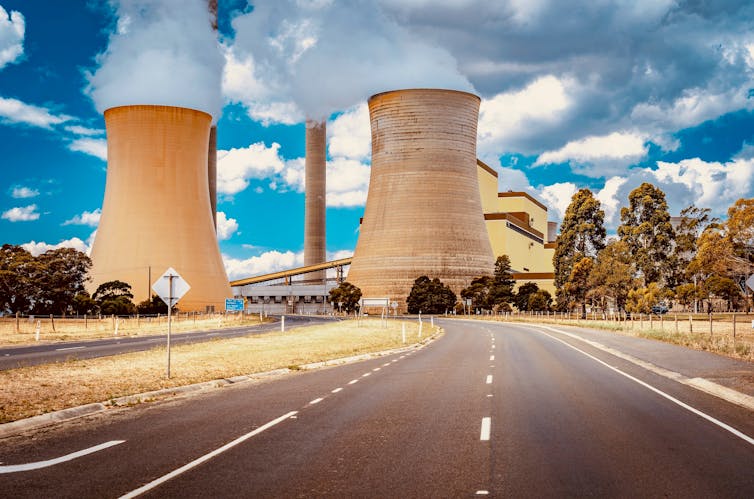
281;315;285;332
152;268;190;379
35;320;40;342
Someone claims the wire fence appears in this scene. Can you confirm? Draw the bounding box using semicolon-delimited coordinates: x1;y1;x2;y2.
473;310;754;361
0;311;266;345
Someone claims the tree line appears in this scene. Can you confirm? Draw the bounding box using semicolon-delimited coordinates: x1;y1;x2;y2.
0;245;168;316
554;184;753;315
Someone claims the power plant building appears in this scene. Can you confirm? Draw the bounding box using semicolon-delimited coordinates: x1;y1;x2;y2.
477;160;556;295
89;105;232;311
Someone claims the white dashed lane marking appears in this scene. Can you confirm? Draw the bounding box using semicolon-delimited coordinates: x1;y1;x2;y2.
489;355;495;361
480;417;491;441
309;398;323;405
348;379;359;385
486;375;493;384
331;388;343;393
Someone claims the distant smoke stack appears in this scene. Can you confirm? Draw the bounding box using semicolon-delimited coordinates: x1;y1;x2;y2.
90;105;231;311
347;89;495;309
208;0;218;229
304;119;327;283
547;221;557;243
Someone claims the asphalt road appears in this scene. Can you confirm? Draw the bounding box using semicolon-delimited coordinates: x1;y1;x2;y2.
0;315;331;370
1;319;753;497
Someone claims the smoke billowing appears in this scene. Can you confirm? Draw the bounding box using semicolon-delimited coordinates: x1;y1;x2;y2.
87;0;223;122
226;0;473;121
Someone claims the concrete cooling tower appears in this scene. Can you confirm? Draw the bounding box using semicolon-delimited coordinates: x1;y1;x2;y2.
347;89;495;310
89;105;231;311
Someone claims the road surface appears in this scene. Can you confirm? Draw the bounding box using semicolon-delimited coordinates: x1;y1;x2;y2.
1;319;752;497
0;315;331;370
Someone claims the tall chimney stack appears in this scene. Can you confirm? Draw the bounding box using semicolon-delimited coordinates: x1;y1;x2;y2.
208;0;218;229
304;120;327;283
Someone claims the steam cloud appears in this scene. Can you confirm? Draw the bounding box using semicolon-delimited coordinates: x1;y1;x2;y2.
228;0;473;120
87;0;223;122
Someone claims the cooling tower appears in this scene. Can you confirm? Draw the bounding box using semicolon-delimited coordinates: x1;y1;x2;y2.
304;119;327;283
89;105;232;311
347;89;495;310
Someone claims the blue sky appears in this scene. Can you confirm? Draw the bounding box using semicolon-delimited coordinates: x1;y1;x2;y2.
1;0;753;280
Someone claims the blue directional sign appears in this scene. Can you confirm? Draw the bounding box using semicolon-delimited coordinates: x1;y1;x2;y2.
225;298;244;312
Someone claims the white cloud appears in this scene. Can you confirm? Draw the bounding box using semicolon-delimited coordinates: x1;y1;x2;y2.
2;204;39;222
0;6;24;69
538;183;578;221
276;156;370;207
64;125;104;136
595;176;628;225
534;132;648;176
326;158;370;207
21;237;89;257
497;165;536;192
68;137;107;161
216;211;239;240
651;157;754;214
10;185;39;199
216;142;286;195
63;209;101;227
630;86;753;132
0;97;71;129
478;75;572;156
328;103;371;161
223;250;303;281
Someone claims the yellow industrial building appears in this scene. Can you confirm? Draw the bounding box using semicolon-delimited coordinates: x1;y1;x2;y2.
477;160;557;295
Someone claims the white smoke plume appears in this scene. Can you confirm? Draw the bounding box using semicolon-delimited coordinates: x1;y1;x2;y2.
227;0;472;120
87;0;224;122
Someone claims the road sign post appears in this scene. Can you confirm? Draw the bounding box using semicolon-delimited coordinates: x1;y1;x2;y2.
152;267;190;379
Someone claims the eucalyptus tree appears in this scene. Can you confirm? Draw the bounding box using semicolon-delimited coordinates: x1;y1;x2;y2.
553;188;606;308
618;182;674;286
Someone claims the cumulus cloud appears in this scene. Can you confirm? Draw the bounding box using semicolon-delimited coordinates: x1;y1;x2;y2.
328;104;371;161
216;211;238;241
0;5;24;69
2;204;39;222
325;158;370;207
10;185;39;199
223;250;303;281
64;125;104;136
216;142;286;196
63;209;101;227
227;0;471;121
87;0;224;122
21;237;89;257
68;137;107;161
478;75;572;156
0;97;71;128
538;183;579;222
534;132;648;177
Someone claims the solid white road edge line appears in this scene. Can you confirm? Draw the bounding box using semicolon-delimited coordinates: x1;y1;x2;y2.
480;417;491;441
534;328;754;447
536;325;754;412
0;440;125;474
119;411;298;498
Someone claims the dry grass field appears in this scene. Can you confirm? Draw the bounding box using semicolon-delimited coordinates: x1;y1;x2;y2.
0;312;266;346
0;318;436;424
